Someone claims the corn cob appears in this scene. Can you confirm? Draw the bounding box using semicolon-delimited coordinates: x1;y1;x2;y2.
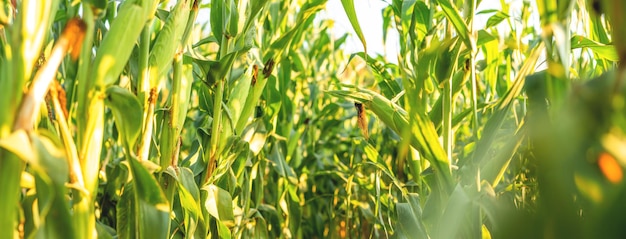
160;56;193;168
148;0;191;83
216;64;253;155
90;0;156;87
235;59;274;136
138;0;190;162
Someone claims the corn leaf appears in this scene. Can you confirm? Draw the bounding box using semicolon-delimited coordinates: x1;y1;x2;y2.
434;0;471;48
29;132;76;239
203;184;235;226
127;156;170;239
571;35;619;61
396;193;428;238
91;0;155;86
467;42;544;168
149;0;191;79
339;0;367;56
104;86;143;152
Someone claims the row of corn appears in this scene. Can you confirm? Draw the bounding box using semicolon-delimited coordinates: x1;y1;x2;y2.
0;0;295;238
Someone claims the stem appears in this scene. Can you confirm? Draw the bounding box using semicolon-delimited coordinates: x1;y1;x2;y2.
468;0;479;140
160;55;183;169
137;21;153;162
78;96;105;239
442;76;452;161
138;88;157;162
204;34;230;183
73;6;96;239
205;80;224;183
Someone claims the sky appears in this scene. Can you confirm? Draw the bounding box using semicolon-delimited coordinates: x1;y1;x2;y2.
320;0;399;60
195;0;536;63
319;0;535;63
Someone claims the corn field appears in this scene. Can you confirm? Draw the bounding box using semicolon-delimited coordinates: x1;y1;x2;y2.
1;0;625;238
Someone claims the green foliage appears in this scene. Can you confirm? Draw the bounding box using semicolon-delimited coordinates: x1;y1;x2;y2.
0;0;625;238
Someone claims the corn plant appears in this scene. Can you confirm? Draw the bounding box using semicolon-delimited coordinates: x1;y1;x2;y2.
1;0;626;238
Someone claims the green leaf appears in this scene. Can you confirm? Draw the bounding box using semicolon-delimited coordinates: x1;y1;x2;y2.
91;0;155;86
117;181;137;239
265;0;327;61
347;52;400;97
241;120;268;155
149;0;191;79
0;130;35;160
479;127;524;187
434;0;472;48
95;222;115;239
127;157;170;239
155;9;170;21
598;0;626;60
174;168;203;238
29;131;75;239
211;0;224;44
86;0;108;15
244;0;270;32
571;35;619;61
468;43;544;168
435;185;473;239
401;0;417;38
194;50;245;86
286;190;302;235
413;1;430;42
28;131;69;189
203;184;235;226
485;11;509;28
382;6;393;43
328;89;453;191
226;0;239;38
104;86;143;151
340;0;367;56
396;193;428;238
4;131;75;238
226;64;253;124
193;36;219;48
268;144;297;184
434;38;459;83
